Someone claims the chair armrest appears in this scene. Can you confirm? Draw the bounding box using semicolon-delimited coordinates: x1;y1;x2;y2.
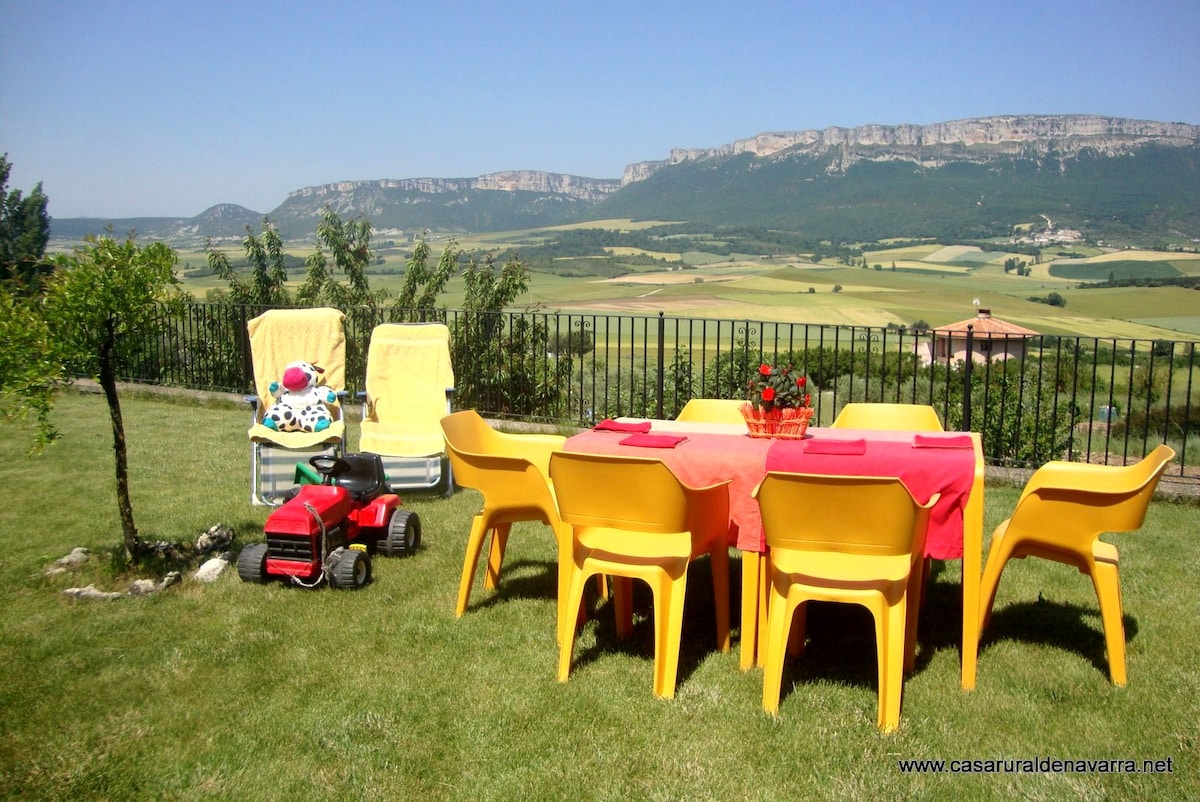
1026;460;1150;496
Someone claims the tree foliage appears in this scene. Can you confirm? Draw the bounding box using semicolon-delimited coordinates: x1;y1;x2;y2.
297;208;385;308
0;154;52;295
205;218;291;306
0;290;63;451
393;235;459;314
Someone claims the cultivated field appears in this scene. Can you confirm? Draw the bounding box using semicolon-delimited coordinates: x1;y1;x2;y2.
182;226;1200;340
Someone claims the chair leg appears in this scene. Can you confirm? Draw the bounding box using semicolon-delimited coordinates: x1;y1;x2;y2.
739;554;762;670
978;528;1016;632
613;576;635;640
876;598;906;733
710;545;731;653
755;555;771;669
904;565;923;673
761;584;796;715
483;523;511;590
786;603;807;658
652;569;688;699
557;567;590;683
553;523;575;645
455;514;492;617
1091;560;1127;686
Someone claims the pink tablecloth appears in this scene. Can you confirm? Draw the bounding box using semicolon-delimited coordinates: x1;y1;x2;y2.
563;427;976;560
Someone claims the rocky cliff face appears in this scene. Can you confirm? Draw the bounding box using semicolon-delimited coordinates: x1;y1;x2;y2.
622;115;1200;184
287;170;621;205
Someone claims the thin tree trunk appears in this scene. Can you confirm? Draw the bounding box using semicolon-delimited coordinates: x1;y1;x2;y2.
100;329;138;562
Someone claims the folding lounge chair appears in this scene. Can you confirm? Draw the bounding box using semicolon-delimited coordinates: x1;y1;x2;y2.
246;307;347;505
359;323;456;494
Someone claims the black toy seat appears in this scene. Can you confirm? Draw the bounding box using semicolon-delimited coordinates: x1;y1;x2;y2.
334;452;392;501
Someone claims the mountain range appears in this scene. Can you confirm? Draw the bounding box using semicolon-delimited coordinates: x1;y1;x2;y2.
50;114;1200;246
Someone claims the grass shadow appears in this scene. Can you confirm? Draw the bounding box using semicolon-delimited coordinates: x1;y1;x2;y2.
980;597;1138;680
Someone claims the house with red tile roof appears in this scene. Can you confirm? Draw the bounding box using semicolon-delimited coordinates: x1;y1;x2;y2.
917;308;1040;365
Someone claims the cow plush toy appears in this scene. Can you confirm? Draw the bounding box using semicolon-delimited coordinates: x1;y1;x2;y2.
262;360;337;433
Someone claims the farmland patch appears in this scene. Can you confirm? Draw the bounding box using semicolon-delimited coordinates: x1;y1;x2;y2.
1049;260;1180;281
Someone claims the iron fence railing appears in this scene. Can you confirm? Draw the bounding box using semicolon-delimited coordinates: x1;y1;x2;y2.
105;302;1198;483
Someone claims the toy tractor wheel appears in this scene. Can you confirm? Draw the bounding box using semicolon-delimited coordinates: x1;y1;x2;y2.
236;543;269;583
378;509;422;557
330;548;371;589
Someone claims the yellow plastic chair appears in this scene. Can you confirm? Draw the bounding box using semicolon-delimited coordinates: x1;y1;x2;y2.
676;398;750;426
978;444;1175;686
754;472;937;732
830;402;943;431
549;451;732;699
246;307;347;505
360;323;455;494
441;410;584;640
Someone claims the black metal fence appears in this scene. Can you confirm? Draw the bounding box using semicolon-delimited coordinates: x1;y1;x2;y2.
107;302;1199;483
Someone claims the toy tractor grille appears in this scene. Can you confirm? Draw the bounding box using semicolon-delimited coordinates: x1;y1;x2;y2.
266;534;315;561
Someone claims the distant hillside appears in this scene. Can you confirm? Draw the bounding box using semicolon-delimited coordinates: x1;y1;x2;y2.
266;172;619;239
600;115;1200;243
50;203;265;245
49;115;1200;246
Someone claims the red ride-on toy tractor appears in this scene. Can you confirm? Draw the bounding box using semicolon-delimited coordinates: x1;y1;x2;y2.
237;453;421;589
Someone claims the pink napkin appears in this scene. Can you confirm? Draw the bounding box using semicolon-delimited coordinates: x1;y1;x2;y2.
913;433;974;449
619;433;688;448
594;419;652;433
803;438;866;455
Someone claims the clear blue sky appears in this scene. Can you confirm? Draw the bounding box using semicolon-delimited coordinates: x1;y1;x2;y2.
2;0;1197;219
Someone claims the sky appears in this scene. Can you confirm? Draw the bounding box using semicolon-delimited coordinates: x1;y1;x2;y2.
2;0;1198;220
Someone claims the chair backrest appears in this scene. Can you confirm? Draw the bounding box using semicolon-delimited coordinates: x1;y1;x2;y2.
1013;444;1176;539
755;472;933;557
676;399;749;425
830;403;943;431
440;410;558;508
247;307;347;402
365;323;454;423
549;451;692;536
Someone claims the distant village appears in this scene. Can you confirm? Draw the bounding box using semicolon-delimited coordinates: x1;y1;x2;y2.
1010;225;1084;247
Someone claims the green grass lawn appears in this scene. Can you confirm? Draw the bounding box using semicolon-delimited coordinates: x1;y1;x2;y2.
2;391;1197;800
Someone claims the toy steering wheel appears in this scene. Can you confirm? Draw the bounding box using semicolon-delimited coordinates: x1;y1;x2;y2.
309;455;352;481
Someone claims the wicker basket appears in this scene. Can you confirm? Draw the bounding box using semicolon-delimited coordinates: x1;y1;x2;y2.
740;402;814;439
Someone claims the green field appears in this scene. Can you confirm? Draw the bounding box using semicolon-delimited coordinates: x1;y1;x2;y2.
185;232;1200;341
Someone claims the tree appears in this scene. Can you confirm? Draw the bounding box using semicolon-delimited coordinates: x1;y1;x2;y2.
206;217;291;306
0;154;52;295
297;207;385;308
393;234;459;315
43;234;180;562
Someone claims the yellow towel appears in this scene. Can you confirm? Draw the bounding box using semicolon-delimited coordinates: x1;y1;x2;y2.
246;307;347;447
360;323;454;457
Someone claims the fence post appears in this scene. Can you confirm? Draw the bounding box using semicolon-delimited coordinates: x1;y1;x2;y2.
962;324;974;431
238;305;253;393
656;312;666;419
